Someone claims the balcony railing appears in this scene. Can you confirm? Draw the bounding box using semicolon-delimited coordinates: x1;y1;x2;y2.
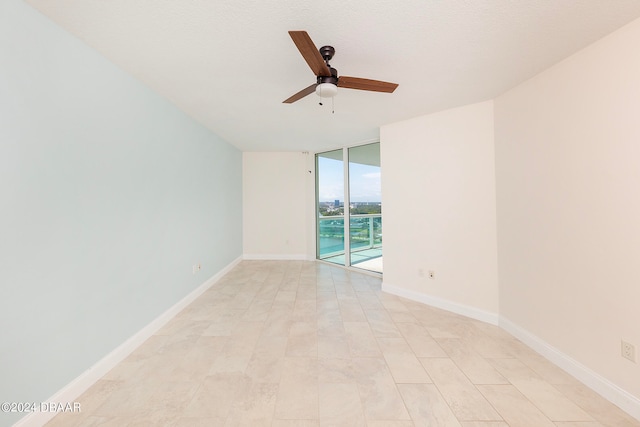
318;213;382;259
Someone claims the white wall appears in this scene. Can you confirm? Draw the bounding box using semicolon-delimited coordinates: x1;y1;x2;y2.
0;2;242;425
243;152;314;259
495;18;640;400
380;101;499;321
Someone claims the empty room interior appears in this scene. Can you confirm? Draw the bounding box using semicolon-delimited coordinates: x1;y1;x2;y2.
2;0;640;426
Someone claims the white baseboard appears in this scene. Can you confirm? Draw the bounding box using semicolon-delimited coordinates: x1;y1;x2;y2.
380;283;639;420
243;253;313;261
14;256;242;427
381;282;499;325
500;317;640;421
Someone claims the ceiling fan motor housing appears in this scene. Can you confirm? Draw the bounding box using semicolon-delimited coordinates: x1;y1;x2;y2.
317;67;339;86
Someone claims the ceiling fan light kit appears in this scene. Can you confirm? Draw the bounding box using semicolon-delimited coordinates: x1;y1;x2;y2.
283;31;398;104
316;82;338;98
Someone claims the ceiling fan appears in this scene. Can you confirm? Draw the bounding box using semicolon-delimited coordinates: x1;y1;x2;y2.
283;31;399;104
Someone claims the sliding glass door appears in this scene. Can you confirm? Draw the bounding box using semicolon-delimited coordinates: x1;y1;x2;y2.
316;143;382;273
316;149;345;265
348;143;382;272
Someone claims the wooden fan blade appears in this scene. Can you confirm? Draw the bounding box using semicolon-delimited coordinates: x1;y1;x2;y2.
338;76;398;93
288;31;331;77
283;84;317;103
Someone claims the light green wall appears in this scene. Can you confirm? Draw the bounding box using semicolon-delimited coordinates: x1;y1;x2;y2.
0;2;242;425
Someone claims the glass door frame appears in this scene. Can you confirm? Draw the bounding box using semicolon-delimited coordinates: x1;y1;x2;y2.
315;142;381;275
315;147;350;266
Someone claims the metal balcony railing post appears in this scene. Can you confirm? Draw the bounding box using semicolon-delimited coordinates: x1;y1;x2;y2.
369;216;374;248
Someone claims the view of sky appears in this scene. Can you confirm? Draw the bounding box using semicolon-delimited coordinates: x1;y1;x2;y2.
317;157;381;203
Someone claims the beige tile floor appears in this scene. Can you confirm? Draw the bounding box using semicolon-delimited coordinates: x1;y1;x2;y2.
46;260;640;427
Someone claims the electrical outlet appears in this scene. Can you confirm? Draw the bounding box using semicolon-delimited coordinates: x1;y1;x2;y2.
428;270;435;279
621;340;636;362
192;263;201;274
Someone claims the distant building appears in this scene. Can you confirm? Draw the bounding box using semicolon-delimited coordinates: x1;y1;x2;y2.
334;199;340;207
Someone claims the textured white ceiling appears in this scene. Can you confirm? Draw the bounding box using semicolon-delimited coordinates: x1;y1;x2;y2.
25;0;640;152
